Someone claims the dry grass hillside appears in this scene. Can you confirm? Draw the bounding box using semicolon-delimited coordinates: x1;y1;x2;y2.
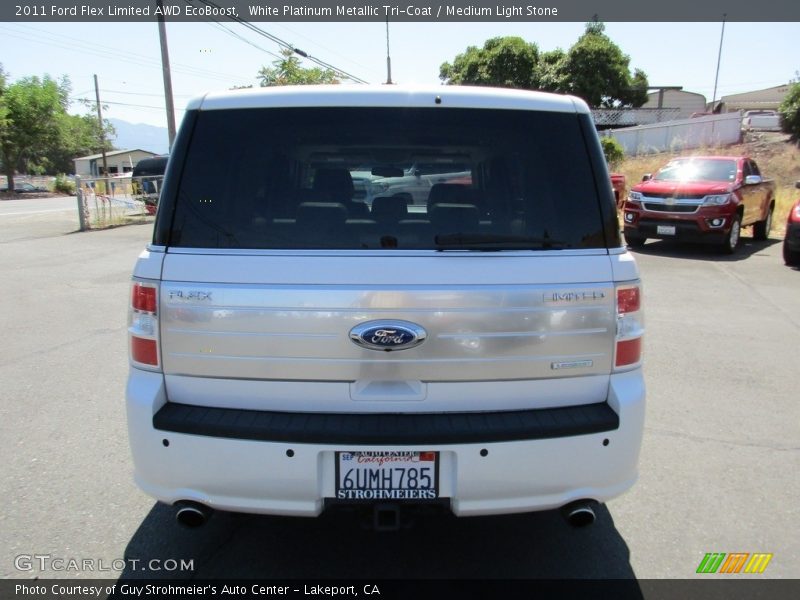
615;131;800;235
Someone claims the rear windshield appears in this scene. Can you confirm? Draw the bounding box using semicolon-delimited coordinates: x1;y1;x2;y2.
166;107;608;250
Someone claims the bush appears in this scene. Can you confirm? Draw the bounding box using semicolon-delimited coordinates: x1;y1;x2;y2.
600;136;625;167
779;81;800;144
53;173;76;195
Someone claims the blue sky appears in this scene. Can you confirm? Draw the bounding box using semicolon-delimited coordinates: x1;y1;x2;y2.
0;21;797;129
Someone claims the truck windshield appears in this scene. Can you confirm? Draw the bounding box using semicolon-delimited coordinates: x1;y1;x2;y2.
653;158;737;183
167;107;609;250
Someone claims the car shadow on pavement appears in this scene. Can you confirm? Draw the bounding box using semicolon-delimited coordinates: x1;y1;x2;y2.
118;501;640;583
628;237;780;262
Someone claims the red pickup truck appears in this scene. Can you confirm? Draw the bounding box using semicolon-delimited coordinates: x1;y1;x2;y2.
622;156;775;253
610;173;626;208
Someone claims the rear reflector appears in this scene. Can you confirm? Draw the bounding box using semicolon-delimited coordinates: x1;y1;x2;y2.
131;336;158;366
615;338;642;367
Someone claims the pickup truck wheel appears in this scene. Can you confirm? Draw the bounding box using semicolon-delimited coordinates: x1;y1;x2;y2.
625;234;646;248
721;216;741;254
785;242;800;267
753;206;773;241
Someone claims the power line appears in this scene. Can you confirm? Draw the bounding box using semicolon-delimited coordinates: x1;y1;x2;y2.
207;21;284;62
0;25;252;84
75;97;173;110
191;0;370;84
100;89;194;98
269;22;381;79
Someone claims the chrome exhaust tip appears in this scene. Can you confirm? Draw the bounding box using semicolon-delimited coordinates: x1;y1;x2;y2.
175;501;212;528
561;500;597;528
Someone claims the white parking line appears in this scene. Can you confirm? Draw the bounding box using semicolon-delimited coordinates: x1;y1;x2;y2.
0;208;74;216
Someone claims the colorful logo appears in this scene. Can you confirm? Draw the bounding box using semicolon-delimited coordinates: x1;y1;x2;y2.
696;552;773;574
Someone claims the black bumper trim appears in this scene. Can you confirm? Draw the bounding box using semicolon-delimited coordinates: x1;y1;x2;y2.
153;402;619;445
625;222;726;244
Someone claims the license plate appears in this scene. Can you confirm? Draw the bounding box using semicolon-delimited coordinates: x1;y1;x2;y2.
335;451;438;500
657;225;677;236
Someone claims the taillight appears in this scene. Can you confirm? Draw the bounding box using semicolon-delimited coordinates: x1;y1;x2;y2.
131;284;156;313
129;281;160;369
615;283;644;370
790;202;800;224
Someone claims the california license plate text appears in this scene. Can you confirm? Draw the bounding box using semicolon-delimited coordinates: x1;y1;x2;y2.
336;451;438;500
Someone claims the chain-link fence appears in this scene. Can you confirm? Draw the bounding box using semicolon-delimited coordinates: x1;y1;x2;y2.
75;175;163;230
591;108;681;129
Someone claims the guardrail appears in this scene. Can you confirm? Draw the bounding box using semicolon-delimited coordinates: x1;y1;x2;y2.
76;175;162;231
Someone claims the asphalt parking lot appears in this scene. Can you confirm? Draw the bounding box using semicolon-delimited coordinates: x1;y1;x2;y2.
1;201;798;583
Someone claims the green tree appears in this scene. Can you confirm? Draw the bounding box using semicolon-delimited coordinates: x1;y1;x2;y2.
0;70;112;185
538;49;569;93
439;37;540;89
0;66;12;183
0;73;68;190
778;79;800;144
559;22;649;108
438;27;648;108
0;65;7;115
45;112;114;175
258;49;340;86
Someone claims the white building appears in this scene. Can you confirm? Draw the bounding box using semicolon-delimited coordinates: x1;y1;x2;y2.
715;84;791;113
73;149;157;177
643;89;707;119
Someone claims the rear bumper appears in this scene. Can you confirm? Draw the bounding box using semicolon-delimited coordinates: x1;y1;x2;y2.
153;401;619;445
126;370;646;517
625;217;733;243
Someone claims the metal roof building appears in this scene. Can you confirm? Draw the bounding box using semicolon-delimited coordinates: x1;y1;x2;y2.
73;149;157;177
714;84;791;113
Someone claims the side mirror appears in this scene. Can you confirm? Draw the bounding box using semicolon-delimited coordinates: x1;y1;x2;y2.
641;174;651;182
414;169;422;178
744;175;762;185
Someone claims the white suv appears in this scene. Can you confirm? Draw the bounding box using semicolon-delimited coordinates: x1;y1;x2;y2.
127;85;645;529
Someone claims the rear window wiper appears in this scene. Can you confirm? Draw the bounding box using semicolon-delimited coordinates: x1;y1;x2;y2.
434;233;568;250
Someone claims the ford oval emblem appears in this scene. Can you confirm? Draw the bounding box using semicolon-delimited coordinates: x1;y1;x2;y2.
350;320;427;352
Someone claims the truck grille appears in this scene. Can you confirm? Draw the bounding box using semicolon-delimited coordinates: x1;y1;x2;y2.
644;192;706;200
642;203;699;214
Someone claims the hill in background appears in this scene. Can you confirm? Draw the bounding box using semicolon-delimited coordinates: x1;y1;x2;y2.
109;119;169;155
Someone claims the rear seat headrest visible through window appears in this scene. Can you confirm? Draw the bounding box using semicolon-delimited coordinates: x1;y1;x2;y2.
296;202;348;227
427;183;469;207
371;196;409;223
312;168;370;218
428;203;480;232
313;168;354;202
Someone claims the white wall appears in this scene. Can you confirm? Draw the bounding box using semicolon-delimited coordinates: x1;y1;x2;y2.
605;113;742;156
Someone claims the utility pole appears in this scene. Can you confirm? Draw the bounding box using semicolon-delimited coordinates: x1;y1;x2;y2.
93;74;109;177
157;0;177;148
711;15;727;110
